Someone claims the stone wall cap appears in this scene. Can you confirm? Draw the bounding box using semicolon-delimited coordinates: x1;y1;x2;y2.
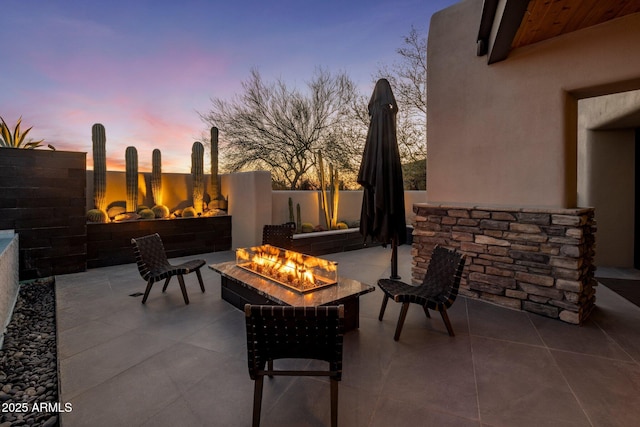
413;203;594;215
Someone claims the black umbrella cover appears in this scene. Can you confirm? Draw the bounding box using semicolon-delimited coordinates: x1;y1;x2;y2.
357;78;407;246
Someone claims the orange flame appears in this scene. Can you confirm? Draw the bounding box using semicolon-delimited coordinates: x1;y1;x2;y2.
240;244;336;290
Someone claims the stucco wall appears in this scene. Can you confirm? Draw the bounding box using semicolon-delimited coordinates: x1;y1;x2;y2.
427;0;640;208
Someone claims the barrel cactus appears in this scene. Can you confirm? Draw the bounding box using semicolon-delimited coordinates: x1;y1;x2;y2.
182;206;196;218
152;204;170;219
301;222;314;233
87;208;108;223
151;148;163;206
92;123;107;212
138;208;155;219
125;146;138;213
192;141;205;214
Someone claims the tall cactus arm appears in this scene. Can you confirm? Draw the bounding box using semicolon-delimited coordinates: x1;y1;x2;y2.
91;123;107;211
192;141;205;214
125;146;138;213
151;148;163;206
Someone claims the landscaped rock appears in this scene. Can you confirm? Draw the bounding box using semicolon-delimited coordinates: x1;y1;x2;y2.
0;278;60;426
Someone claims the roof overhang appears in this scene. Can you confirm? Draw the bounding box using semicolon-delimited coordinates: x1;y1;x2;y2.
477;0;640;64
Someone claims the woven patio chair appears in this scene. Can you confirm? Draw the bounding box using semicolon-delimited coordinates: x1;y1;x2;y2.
378;245;465;340
262;222;296;249
131;233;206;305
244;304;345;427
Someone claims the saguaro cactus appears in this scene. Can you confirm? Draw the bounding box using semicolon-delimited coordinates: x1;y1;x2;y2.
92;123;107;212
316;150;339;230
125;146;138;213
210;127;220;203
192;141;205;214
151;149;163;206
288;197;295;223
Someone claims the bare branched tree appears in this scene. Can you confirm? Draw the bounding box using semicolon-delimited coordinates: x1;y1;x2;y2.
376;26;427;166
200;68;364;190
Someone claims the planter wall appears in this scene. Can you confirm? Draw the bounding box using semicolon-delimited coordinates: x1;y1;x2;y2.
0;149;87;279
87;215;232;268
291;229;381;256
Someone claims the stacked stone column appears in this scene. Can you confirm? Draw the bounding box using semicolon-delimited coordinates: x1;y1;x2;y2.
412;204;597;324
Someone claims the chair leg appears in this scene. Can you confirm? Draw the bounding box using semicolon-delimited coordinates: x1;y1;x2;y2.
177;275;189;305
162;277;172;292
142;280;154;304
423;305;431;318
196;268;205;293
378;295;389;321
330;378;339;427
394;303;410;341
440;309;455;337
252;376;264;427
267;360;274;378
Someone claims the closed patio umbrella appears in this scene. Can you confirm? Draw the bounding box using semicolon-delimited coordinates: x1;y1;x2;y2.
358;78;406;279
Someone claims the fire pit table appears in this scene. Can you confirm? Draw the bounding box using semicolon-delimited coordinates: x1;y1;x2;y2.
209;245;375;331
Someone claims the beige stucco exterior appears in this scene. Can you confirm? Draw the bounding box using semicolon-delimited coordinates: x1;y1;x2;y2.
578;91;640;266
427;0;640;209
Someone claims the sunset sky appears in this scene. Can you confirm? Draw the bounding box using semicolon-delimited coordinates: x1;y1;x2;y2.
2;0;457;172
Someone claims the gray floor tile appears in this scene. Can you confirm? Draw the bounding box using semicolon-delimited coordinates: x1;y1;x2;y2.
552;349;640;427
57;319;134;359
467;297;543;346
141;397;204;427
530;313;633;361
380;333;478;420
472;336;590;427
180;357;255;426
61;348;184;427
60;330;177;399
370;396;481;427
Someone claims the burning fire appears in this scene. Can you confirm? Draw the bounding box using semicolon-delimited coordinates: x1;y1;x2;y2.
236;245;337;292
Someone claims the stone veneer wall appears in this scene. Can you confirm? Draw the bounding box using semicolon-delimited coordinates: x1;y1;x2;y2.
412;204;597;324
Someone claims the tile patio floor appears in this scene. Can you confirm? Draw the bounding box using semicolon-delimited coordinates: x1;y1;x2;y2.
55;245;640;426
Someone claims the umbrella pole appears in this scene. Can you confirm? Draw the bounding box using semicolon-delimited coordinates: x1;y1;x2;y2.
390;236;400;280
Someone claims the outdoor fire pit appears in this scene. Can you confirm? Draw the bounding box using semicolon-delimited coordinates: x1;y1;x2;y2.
236;245;338;293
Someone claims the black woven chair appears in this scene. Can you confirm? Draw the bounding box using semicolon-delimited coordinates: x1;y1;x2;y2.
131;233;206;305
262;222;296;249
378;245;465;340
244;304;345;427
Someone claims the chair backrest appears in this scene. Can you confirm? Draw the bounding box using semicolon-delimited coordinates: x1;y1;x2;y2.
244;304;344;380
262;223;295;249
131;233;170;280
422;246;465;308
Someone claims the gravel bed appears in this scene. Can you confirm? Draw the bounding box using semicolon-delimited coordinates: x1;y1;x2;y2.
0;278;59;427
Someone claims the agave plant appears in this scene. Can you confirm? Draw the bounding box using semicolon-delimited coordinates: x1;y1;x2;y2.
0;116;44;149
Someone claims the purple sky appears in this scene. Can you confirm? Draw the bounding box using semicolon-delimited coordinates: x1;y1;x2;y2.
2;0;457;172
